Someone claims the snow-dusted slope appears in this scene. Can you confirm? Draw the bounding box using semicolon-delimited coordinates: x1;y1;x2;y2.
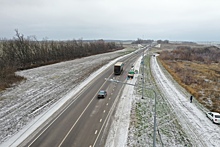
151;56;220;146
1;47;219;147
0;49;129;146
105;54;220;147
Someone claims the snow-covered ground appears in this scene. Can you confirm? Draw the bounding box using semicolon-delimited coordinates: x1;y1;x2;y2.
1;46;219;147
105;53;220;147
105;56;142;147
151;56;220;146
0;49;134;146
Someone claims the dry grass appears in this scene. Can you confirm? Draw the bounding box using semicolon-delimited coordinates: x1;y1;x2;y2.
158;44;220;113
159;59;220;113
0;67;25;91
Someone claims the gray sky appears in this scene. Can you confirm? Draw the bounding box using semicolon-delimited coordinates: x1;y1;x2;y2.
1;0;220;41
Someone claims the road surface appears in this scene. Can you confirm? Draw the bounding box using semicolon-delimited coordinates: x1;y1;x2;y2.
18;49;144;147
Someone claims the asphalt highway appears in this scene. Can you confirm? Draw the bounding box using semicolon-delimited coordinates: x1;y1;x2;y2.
20;49;143;147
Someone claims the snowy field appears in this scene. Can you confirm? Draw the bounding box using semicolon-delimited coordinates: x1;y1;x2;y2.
1;46;220;147
0;48;133;146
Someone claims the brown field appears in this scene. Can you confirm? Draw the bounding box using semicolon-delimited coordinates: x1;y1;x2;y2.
157;43;220;113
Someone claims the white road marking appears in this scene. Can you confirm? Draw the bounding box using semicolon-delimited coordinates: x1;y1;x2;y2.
95;130;98;134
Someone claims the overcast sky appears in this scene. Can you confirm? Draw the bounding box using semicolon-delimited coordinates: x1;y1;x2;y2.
1;0;220;41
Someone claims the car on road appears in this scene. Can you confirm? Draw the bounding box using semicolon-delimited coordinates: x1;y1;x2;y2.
98;90;107;98
206;112;220;124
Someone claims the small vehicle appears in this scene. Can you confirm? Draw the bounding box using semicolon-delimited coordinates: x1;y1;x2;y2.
127;67;135;79
127;70;135;79
98;90;107;98
206;112;220;124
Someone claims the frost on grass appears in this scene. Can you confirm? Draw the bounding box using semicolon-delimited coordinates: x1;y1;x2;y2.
0;51;123;144
127;81;192;147
150;56;220;146
127;55;192;147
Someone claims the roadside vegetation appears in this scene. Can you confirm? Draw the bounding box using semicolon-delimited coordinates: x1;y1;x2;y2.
127;53;192;146
158;44;220;113
0;30;123;91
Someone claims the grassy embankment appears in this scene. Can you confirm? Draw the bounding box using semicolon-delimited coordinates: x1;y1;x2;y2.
158;44;220;113
127;50;192;146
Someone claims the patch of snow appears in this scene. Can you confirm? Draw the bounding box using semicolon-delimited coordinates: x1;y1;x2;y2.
105;56;142;147
1;47;220;147
151;57;220;146
105;52;220;147
0;49;135;147
155;44;161;48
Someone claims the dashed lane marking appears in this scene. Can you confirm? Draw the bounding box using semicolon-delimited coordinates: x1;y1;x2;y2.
95;130;98;135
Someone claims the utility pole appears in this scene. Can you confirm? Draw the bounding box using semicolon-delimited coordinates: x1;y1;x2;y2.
142;47;144;99
105;78;157;147
152;89;157;147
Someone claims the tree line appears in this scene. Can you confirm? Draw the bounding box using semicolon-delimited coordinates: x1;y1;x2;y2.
0;30;123;90
131;38;169;44
131;38;154;44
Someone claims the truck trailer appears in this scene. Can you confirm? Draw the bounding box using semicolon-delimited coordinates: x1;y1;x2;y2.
114;62;124;75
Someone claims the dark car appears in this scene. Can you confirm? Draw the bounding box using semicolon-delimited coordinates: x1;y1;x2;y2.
98;90;107;98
